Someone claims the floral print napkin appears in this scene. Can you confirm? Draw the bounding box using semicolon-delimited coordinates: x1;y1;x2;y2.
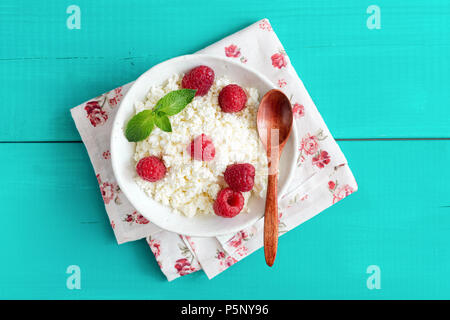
71;19;358;281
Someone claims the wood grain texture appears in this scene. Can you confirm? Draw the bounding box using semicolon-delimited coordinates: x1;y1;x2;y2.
257;89;293;266
263;168;279;266
1;141;449;299
0;0;449;140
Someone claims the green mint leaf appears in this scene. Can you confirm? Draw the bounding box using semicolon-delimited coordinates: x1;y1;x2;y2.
125;110;154;142
153;89;196;116
154;115;172;132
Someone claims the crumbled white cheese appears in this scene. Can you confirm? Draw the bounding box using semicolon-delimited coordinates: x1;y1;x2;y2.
134;74;267;217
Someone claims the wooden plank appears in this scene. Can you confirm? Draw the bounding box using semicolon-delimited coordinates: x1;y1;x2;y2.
0;141;449;298
0;0;449;140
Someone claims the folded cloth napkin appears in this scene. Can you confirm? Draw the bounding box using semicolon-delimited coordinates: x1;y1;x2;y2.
71;19;358;281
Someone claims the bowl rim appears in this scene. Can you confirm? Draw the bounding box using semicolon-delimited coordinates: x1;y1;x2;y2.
111;53;298;237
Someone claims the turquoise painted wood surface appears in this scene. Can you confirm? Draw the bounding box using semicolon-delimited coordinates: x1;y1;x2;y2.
1;0;450;140
0;0;449;299
1;141;449;299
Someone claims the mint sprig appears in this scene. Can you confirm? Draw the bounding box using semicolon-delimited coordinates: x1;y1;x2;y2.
125;89;196;142
125;110;154;142
153;89;197;116
154;115;172;132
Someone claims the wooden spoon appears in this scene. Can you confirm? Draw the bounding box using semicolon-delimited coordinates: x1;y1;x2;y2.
257;89;293;266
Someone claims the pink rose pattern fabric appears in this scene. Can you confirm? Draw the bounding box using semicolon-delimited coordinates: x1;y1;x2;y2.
85;101;108;127
123;211;150;225
224;44;248;64
225;44;241;58
292;103;304;118
70;19;357;281
278;79;287;88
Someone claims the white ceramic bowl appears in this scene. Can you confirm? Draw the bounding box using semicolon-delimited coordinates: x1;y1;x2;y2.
111;54;298;237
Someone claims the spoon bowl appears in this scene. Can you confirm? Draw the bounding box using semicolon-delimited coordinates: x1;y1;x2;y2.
257;90;293;151
257;89;293;266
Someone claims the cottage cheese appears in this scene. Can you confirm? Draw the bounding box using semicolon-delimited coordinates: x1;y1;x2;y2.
133;74;267;217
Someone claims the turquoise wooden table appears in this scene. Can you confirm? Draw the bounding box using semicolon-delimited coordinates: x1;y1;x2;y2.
1;0;449;299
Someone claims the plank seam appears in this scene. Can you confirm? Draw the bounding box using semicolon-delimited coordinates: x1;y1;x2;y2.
1;138;450;143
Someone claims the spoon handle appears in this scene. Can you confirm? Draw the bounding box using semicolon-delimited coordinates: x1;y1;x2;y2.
264;158;279;267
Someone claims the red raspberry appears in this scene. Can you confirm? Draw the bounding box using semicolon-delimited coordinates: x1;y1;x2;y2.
188;134;215;161
182;66;215;96
136;156;166;182
213;188;244;218
218;84;247;113
224;163;255;192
